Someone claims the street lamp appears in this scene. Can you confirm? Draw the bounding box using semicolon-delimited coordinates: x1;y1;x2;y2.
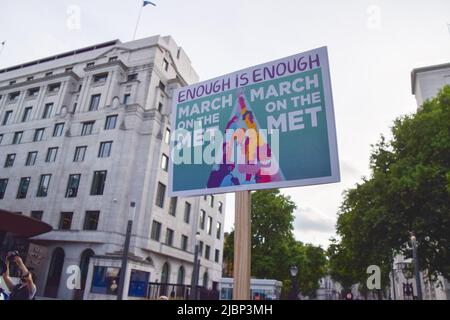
289;265;299;300
410;233;423;300
189;232;201;300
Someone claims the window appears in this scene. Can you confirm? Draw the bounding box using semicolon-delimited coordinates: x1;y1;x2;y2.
12;131;23;144
31;211;43;220
155;182;166;208
207;216;213;235
109;56;118;62
205;245;211;260
165;228;174;246
65;174;81;198
90;170;107;195
27;87;39;97
105;115;117;130
86;62;95;67
199;241;204;255
216;222;222;240
164;128;170;144
98;141;113;158
45;147;58;162
0;134;2;144
59;212;73;230
84;211;100;230
218;201;223;214
36;174;51;197
169;197;177;216
0;179;8;199
123;94;130;105
22;107;32;122
27;76;34;81
25;151;38;166
8;92;20;102
184;202;191;223
93;73;108;83
199;210;206;230
81;121;95;135
42;103;53;119
34;128;45;141
52;123;65;137
127;73;138;82
151;220;162;241
45;71;53;77
181;235;188;251
2;110;13;125
9;80;16;85
16;177;30;199
89;94;101;111
163;59;169;71
210;195;214;208
74;146;87;162
158;81;166;92
215;249;220;263
65;67;73;73
4;154;15;168
157;102;163;113
48;83;60;93
161;154;169;171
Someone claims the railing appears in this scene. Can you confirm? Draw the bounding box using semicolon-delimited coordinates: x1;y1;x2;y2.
146;282;219;300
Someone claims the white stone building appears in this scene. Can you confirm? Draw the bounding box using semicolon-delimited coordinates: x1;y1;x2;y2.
315;276;342;300
411;62;450;107
0;35;226;300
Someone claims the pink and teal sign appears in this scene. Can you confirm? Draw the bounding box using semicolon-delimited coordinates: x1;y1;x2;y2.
169;47;340;197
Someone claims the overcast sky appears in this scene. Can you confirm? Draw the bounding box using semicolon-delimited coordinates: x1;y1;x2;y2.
1;0;449;248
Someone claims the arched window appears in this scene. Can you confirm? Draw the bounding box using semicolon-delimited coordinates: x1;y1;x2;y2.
80;250;94;286
44;247;65;298
177;266;185;285
161;262;170;284
73;249;95;300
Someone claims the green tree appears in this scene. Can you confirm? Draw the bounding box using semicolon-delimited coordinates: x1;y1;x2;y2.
329;85;450;290
223;189;328;297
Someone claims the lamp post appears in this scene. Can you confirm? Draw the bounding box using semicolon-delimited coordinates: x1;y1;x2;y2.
289;265;299;300
117;201;136;300
189;232;201;300
410;233;423;300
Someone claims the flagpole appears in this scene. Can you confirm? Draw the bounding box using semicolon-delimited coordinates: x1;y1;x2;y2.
133;5;144;41
0;42;5;57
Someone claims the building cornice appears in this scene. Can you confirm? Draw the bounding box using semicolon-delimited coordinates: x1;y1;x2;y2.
0;71;80;92
411;62;450;94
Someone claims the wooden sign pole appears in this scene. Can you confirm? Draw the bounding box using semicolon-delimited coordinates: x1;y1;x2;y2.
233;190;251;300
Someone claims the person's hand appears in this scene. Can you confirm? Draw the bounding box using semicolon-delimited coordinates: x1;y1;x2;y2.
13;255;23;265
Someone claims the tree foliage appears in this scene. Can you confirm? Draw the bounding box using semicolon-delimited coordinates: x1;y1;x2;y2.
329;86;450;288
223;189;328;297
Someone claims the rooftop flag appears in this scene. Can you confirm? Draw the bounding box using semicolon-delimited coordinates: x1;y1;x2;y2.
133;1;157;40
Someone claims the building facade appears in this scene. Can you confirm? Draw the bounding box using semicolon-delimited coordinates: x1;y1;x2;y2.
315;276;342;300
0;35;226;300
411;62;450;107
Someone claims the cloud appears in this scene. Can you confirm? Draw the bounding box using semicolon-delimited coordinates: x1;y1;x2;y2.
294;206;336;234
